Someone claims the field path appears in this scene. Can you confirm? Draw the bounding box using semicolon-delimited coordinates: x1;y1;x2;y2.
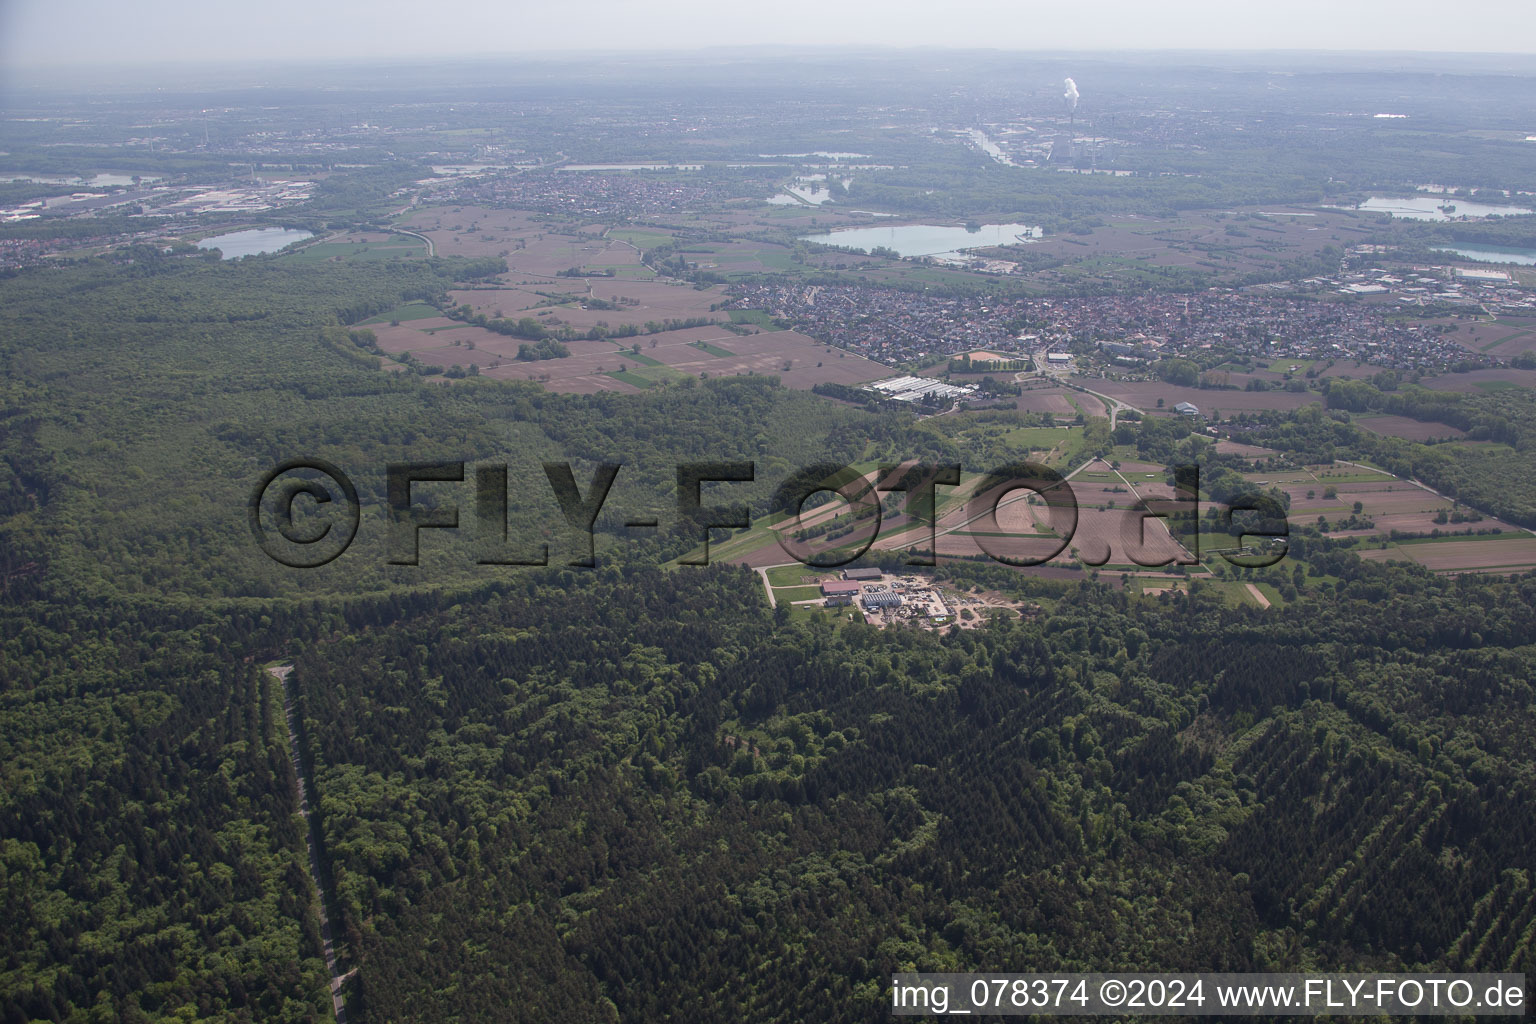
756;565;788;607
267;664;350;1023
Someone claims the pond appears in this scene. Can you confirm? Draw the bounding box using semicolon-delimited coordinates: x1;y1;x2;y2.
1358;196;1534;221
1432;245;1536;267
559;163;702;171
4;172;162;186
197;227;314;259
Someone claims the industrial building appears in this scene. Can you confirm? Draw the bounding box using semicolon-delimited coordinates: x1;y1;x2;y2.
864;375;976;405
820;580;861;598
842;567;882;581
1174;401;1200;417
861;591;904;611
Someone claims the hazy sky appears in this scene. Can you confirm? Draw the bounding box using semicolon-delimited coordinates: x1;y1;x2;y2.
3;0;1534;69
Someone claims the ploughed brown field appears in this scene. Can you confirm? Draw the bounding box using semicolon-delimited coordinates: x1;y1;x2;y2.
1360;537;1536;572
1011;389;1082;415
367;206;898;392
1219;450;1534;572
401;207;582;263
1420;368;1536;392
1356;414;1467;441
362;315;889;394
448;279;722;327
905;465;1189;568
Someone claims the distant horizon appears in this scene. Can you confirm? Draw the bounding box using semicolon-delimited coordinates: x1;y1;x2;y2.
3;0;1534;79
10;43;1536;72
6;44;1536;99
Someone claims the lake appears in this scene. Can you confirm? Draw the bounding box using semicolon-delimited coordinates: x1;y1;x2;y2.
1433;245;1536;267
758;152;869;160
800;222;1041;258
197;228;314;259
1358;196;1535;221
5;172;162;186
766;175;855;206
560;163;702;172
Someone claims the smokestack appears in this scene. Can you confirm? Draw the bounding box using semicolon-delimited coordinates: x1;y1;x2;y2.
1063;78;1079;125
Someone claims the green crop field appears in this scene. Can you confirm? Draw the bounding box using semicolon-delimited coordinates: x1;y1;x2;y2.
729;309;784;330
611;345;665;367
771;585;824;603
359;301;444;324
690;339;736;358
608;228;673;249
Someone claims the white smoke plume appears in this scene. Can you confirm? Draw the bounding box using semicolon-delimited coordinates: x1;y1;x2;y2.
1063;77;1079;113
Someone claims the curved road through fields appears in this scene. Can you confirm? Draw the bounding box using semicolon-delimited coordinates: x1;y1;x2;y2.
1068;382;1137;430
393;229;435;258
1019;353;1140;429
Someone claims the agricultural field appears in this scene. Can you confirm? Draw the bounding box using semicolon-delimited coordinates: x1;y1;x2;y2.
1012;388;1084;416
863;455;1191;571
351;208;893;391
1360;535;1536;573
670;238;804;277
728;308;784;330
606;227;674;249
1221;446;1536;573
1071;377;1323;415
361;320;891;395
1434;315;1536;359
453;278;722;329
359;302;447;325
396;206;557;260
605;364;692;389
1420;367;1536;393
1355;413;1468;441
283;231;428;262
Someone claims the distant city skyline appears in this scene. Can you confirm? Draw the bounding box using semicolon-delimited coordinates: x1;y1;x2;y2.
2;0;1535;73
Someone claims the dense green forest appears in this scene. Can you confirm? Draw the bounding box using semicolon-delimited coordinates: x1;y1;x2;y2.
4;233;1536;1022
0;253;888;600
0;594;330;1022
7;551;1533;1021
280;559;1536;1023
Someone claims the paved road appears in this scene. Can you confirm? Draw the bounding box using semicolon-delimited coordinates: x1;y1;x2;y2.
756;565;785;607
393;229;435;258
1020;353;1138;429
267;664;350;1023
1070;383;1137;430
